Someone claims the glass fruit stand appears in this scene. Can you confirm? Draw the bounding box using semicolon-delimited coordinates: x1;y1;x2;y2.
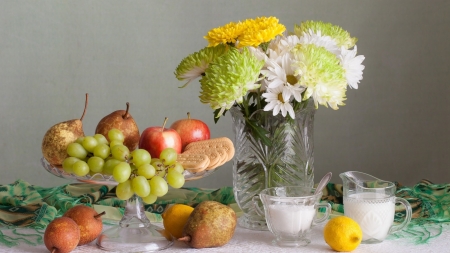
41;157;217;252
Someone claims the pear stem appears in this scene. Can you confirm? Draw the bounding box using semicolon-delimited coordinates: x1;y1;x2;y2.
80;93;88;121
178;236;192;242
187;112;191;119
94;211;106;219
161;117;168;132
122;102;130;119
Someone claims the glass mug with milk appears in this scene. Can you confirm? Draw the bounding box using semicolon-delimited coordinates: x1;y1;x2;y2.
340;171;412;244
252;186;331;247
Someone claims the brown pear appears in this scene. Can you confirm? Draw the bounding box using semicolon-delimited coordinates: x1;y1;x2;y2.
95;102;140;151
44;217;80;253
42;94;88;166
179;201;237;249
63;205;105;245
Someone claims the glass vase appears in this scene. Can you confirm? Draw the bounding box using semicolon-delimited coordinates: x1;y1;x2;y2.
230;98;316;231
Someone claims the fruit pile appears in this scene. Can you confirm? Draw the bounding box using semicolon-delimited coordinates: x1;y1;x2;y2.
162;201;237;249
44;205;104;253
62;128;185;203
40;94;231;204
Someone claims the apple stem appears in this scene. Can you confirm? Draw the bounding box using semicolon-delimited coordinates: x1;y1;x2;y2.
80;93;88;122
161;117;168;131
94;211;106;219
187;112;191;119
122;102;130;119
52;248;57;253
178;236;192;242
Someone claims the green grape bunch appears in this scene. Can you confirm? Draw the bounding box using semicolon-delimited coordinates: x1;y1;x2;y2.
62;128;186;204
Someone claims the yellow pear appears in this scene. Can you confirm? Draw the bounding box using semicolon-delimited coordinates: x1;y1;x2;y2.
42;94;88;166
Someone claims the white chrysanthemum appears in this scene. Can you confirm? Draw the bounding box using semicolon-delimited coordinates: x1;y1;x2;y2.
267;35;300;59
247;46;268;64
339;46;365;89
262;85;295;119
298;29;340;56
260;53;305;102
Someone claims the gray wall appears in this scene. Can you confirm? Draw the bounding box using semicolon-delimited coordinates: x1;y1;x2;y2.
1;1;449;188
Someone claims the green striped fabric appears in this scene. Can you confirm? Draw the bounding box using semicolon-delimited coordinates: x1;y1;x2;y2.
1;179;449;247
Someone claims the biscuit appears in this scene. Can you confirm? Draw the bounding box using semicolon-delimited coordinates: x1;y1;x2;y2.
184;137;235;162
183;148;221;170
177;153;210;172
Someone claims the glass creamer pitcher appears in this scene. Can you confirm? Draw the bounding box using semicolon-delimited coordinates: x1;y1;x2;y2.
340;171;412;244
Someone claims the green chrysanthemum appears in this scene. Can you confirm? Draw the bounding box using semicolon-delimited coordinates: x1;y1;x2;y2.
292;44;347;109
294;20;357;49
174;44;228;87
199;47;264;117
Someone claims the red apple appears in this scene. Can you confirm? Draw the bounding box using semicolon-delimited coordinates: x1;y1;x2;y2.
170;112;210;151
139;117;182;158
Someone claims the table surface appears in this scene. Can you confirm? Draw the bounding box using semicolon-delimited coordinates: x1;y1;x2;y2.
1;222;449;253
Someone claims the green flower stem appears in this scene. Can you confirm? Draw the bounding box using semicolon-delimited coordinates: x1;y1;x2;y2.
256;88;262;111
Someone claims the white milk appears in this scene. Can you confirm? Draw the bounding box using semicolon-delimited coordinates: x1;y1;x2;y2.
344;192;395;242
267;204;316;234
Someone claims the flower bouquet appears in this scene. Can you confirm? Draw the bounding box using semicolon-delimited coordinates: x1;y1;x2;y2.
174;16;365;230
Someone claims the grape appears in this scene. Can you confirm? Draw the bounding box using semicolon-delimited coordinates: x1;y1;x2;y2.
151;159;166;177
130;163;137;171
111;144;130;161
94;133;109;145
137;164;156;179
109;140;123;148
168;162;185;174
150;158;161;163
142;194;157;204
93;143;111;159
72;160;90;176
116;180;134;200
67;142;88;159
82;136;98;153
131;176;151;197
75;137;85;144
131;149;151;167
62;157;80;173
103;158;121;175
166;170;185;189
108;128;125;142
149;176;168;197
113;162;132;183
159;148;177;166
87;156;104;173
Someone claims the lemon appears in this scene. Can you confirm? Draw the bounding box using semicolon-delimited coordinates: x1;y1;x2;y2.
161;204;194;239
323;216;362;252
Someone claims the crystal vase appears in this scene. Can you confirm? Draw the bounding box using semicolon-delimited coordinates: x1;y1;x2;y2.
230;98;316;230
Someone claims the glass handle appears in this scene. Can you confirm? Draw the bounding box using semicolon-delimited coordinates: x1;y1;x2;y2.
389;197;412;234
252;196;265;216
313;203;331;224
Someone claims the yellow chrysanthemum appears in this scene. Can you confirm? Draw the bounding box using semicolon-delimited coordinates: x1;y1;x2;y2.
238;16;286;48
204;21;245;47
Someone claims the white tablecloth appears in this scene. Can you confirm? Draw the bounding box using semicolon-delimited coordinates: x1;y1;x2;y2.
1;222;449;253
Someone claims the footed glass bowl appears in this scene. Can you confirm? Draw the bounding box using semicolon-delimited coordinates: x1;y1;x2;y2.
41;157;219;252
